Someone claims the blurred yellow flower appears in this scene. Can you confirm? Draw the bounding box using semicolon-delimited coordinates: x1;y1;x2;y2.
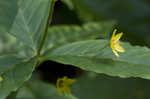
56;76;75;95
110;29;125;57
0;76;3;82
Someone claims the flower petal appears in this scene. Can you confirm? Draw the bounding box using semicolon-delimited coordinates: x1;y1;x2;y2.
114;42;125;52
64;87;71;95
112;29;117;37
57;87;64;95
113;32;123;42
66;79;75;85
0;76;3;82
56;78;65;95
56;76;75;95
112;49;119;57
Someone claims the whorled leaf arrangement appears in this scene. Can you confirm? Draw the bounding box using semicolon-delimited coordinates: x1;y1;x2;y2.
62;0;150;47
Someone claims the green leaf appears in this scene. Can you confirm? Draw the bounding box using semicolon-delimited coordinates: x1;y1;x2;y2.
72;72;150;99
0;0;18;33
0;55;24;73
0;58;37;99
70;0;150;22
16;79;77;99
0;32;33;58
9;0;51;51
42;21;115;54
0;33;18;55
44;40;150;79
69;0;150;47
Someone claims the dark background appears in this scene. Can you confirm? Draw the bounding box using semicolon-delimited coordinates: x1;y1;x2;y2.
37;0;83;84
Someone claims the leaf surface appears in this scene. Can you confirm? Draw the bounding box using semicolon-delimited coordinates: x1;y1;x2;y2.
16;79;77;99
42;21;115;54
0;0;18;33
0;55;25;73
64;0;150;47
72;72;150;99
44;40;150;79
9;0;51;51
0;58;37;99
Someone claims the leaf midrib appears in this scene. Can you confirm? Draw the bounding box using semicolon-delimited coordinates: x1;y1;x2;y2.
48;53;150;67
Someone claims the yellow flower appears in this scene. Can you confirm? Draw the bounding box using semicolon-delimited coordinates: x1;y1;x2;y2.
0;76;3;82
110;29;125;57
56;76;75;95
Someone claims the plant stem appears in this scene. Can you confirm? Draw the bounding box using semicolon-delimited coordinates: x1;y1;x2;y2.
37;0;56;57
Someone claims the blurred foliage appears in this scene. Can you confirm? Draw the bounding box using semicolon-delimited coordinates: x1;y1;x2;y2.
41;21;115;54
0;0;18;33
0;0;150;99
63;0;150;46
72;72;150;99
0;33;18;55
16;76;77;99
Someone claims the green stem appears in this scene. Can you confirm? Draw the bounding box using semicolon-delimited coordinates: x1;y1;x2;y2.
37;0;56;57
